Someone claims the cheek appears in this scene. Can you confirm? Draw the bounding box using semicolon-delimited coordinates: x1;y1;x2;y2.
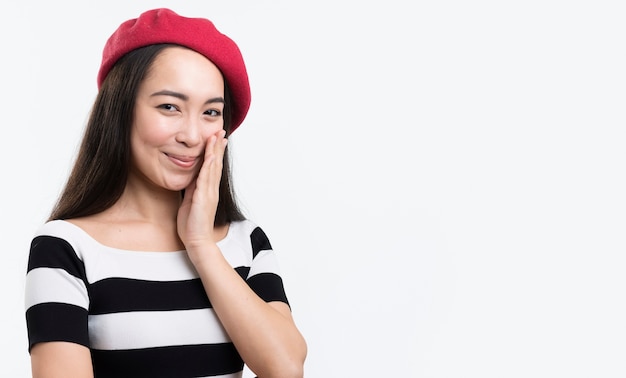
132;118;175;147
201;120;225;140
133;104;179;142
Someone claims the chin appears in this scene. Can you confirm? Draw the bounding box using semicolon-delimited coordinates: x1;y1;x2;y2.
156;170;200;192
160;177;194;192
165;182;192;192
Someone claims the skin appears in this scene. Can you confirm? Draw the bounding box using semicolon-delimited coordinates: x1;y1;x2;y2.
30;46;307;378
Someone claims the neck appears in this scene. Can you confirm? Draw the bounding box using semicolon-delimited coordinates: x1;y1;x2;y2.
108;176;183;225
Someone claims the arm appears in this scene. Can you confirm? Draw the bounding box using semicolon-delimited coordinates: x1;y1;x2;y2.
26;231;93;378
31;342;93;378
178;132;307;377
192;245;307;378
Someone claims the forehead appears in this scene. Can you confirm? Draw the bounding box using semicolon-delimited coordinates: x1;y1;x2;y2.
141;46;225;94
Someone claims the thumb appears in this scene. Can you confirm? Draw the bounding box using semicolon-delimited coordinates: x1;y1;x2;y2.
181;179;197;208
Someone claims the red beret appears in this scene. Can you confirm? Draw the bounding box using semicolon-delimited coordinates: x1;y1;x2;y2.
97;8;251;131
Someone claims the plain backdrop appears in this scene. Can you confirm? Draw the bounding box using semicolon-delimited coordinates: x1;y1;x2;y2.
2;1;625;377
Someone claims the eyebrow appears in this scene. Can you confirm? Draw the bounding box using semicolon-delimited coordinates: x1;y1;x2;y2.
150;90;225;105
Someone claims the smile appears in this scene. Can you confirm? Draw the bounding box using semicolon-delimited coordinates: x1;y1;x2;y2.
165;153;198;168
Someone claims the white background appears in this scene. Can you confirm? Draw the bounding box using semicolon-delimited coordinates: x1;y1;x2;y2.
2;1;625;377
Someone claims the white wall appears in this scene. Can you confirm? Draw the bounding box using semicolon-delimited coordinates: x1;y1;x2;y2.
2;1;625;377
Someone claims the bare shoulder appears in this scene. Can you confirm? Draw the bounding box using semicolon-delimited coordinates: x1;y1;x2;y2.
65;214;111;243
65;213;105;234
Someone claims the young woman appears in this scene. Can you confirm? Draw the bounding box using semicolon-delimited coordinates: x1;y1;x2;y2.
24;8;306;378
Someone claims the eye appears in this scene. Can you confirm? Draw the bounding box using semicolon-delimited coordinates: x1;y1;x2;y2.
157;104;179;112
204;109;222;117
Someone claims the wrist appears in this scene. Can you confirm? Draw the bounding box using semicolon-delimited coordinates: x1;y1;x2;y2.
185;241;221;266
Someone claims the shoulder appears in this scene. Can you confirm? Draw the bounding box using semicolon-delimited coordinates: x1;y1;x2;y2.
228;219;273;250
30;220;94;263
34;219;84;239
228;219;259;235
27;221;90;284
218;219;275;266
31;220;84;250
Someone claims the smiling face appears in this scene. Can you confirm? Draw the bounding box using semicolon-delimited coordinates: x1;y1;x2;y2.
129;46;225;192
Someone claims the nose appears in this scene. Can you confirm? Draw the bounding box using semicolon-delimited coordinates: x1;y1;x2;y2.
175;116;202;147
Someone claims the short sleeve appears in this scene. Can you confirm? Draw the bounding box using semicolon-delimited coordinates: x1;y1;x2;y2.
246;226;290;307
25;235;90;351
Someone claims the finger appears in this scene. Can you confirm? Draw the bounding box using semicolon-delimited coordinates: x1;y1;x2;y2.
199;131;225;172
205;130;227;178
195;134;217;180
195;155;215;193
213;133;227;171
203;134;218;162
217;129;228;156
194;137;223;198
179;178;197;220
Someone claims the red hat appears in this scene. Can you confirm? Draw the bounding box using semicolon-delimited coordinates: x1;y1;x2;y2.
97;8;251;131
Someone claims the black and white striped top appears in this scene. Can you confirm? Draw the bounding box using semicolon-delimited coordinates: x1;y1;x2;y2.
25;219;289;377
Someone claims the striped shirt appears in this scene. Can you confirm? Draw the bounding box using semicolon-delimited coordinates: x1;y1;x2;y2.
25;219;289;377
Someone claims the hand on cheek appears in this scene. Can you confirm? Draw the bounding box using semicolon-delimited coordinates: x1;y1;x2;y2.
177;129;227;251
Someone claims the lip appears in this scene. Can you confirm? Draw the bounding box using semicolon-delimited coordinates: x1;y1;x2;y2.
165;153;199;169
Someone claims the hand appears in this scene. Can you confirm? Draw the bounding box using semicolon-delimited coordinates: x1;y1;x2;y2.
177;130;228;255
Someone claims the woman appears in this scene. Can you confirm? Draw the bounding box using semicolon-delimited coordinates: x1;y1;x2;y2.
24;8;307;378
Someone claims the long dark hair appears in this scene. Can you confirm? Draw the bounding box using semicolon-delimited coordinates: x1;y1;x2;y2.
49;44;245;226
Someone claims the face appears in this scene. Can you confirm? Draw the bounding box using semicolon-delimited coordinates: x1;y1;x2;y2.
130;47;225;192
